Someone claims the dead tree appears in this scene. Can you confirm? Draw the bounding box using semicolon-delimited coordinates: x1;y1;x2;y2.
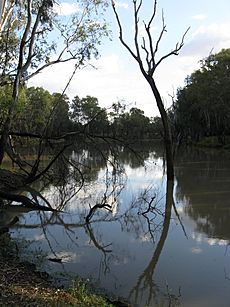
112;0;189;181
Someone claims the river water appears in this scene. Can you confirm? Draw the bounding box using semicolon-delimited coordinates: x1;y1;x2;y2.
5;143;230;306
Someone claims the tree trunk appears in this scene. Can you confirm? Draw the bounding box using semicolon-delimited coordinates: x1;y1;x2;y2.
147;77;174;181
0;116;11;165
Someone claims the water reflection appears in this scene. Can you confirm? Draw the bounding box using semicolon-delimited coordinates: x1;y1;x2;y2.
175;147;230;242
129;180;181;307
3;144;230;306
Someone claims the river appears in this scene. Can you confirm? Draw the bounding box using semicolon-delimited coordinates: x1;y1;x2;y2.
4;143;230;306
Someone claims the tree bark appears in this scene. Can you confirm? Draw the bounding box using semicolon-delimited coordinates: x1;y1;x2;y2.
147;77;174;181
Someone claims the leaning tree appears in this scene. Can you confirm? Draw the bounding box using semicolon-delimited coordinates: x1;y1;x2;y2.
0;0;109;209
112;0;189;181
0;0;109;166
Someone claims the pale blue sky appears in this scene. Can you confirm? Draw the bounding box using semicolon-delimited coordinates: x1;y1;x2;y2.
30;0;230;117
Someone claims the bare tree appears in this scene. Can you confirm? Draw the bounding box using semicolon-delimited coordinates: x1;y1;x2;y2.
112;0;189;181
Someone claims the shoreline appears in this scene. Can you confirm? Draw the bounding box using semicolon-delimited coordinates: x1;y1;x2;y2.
0;232;131;307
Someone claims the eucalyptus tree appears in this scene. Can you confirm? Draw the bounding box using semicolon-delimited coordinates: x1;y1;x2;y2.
112;0;189;181
24;87;53;134
0;0;109;165
70;95;109;134
114;107;150;139
50;92;71;136
174;49;230;144
0;0;110;211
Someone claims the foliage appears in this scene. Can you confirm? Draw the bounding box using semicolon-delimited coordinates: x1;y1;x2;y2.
0;84;162;140
24;87;53;134
69;279;114;307
0;0;109;166
112;107;150;139
173;49;230;145
0;0;109;84
50;92;71;135
70;95;109;134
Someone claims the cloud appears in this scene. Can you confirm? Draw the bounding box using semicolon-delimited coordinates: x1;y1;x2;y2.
54;2;80;16
181;23;230;58
48;251;79;262
191;14;207;21
114;1;129;9
29;54;160;116
160;22;230;91
190;247;203;254
34;234;45;241
30;23;230;118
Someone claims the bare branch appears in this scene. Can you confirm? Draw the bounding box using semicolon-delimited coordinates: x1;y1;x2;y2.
0;191;59;212
133;0;142;60
24;57;77;81
153;10;166;59
26;144;70;184
111;0;139;61
112;0;149;78
143;1;158;74
148;0;157;28
112;0;189;181
155;27;190;70
141;36;150;69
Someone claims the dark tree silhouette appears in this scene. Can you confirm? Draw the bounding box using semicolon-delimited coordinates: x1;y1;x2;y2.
112;0;189;181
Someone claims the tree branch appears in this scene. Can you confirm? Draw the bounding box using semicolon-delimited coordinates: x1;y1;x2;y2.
111;0;139;62
22;3;44;73
155;27;190;70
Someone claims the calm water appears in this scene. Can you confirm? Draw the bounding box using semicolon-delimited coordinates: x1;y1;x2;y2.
4;144;230;306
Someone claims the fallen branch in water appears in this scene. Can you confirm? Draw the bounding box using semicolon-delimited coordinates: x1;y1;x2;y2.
0;191;62;213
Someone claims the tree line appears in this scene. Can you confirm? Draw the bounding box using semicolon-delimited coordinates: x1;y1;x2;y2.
2;48;229;145
0;85;163;140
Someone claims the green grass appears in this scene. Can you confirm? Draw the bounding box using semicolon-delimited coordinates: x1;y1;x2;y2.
68;279;114;307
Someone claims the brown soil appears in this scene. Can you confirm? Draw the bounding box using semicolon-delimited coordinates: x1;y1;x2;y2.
0;233;130;307
0;256;78;306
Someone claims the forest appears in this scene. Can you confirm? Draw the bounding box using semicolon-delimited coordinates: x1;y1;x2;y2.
0;86;161;140
1;47;230;146
172;48;230;147
1;1;230;306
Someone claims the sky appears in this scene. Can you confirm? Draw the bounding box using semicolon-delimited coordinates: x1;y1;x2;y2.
29;0;230;117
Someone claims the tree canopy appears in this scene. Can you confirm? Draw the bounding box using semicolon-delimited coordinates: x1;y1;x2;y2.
0;84;157;140
172;48;230;145
0;0;109;165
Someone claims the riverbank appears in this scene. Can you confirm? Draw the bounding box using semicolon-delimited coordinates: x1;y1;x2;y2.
0;232;130;307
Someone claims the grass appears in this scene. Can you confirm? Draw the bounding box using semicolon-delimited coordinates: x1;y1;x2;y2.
0;233;120;306
6;280;115;307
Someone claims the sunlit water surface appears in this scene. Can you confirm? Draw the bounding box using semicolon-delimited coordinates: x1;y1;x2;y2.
6;145;230;306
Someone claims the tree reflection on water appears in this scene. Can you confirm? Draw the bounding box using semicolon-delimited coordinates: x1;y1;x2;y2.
129;180;181;307
175;147;230;242
0;142;184;306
